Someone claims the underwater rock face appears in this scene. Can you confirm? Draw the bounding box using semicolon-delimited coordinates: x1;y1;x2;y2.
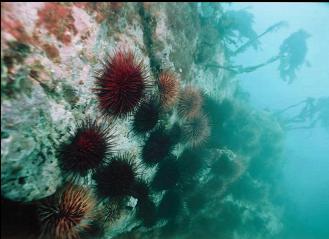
1;2;230;202
5;2;327;239
1;86;63;202
1;2;237;238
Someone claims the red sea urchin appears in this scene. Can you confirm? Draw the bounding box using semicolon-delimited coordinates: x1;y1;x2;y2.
94;50;150;118
157;71;180;110
38;184;96;239
59;119;116;177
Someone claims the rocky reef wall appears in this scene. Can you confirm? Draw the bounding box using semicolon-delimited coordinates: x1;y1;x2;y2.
1;2;231;202
1;3;240;239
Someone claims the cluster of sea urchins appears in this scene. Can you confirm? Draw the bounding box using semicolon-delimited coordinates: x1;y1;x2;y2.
36;48;217;238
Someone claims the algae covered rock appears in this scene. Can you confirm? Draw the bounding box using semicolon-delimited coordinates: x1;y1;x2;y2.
1;86;63;202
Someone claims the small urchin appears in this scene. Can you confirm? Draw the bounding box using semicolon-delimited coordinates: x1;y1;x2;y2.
142;126;176;166
181;113;210;147
178;148;206;179
157;71;180;111
132;96;160;135
93;154;139;199
151;154;180;191
59;119;116;177
94;49;151;118
177;86;203;119
37;184;96;239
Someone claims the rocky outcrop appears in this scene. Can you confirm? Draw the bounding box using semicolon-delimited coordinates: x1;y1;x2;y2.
1;1;231;208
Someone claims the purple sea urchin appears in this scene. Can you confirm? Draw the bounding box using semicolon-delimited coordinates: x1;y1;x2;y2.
142;126;176;166
132;97;160;135
94;154;139;198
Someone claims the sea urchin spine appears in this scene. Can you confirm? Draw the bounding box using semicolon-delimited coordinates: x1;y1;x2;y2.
177;86;203;119
181;113;210;147
59;119;116;177
38;184;96;239
94;50;150;118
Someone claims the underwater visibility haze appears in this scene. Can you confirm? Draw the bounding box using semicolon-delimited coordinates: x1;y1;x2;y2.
1;2;329;239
